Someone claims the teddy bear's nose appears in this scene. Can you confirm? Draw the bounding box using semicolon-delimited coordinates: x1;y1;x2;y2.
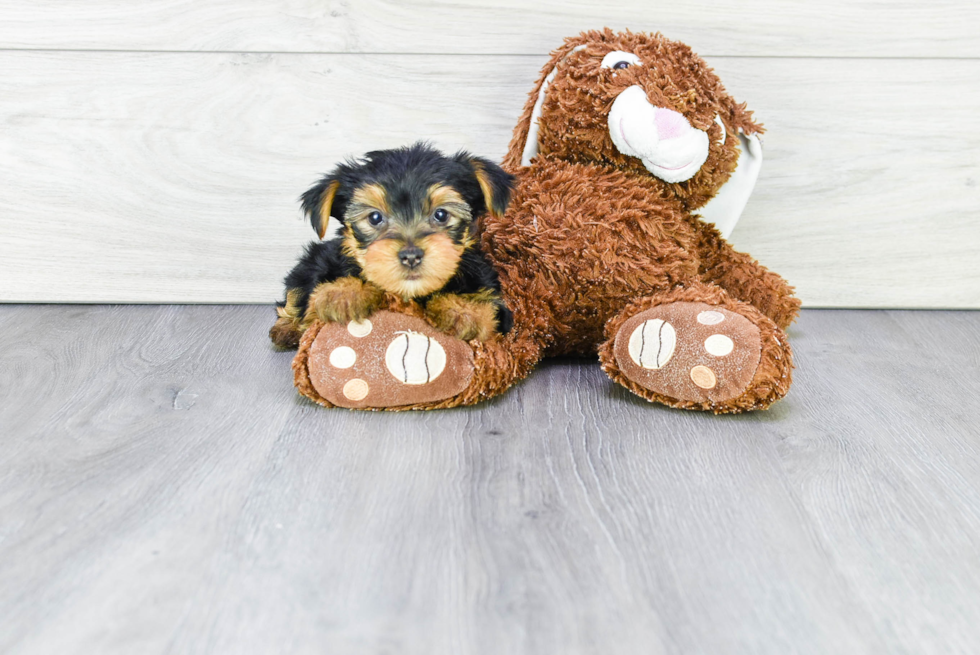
654;107;691;140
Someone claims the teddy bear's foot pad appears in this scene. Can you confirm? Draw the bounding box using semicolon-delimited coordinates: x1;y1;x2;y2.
306;311;474;409
613;302;762;404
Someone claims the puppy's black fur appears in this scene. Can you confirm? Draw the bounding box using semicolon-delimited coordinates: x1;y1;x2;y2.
300;142;512;242
282;240;510;327
272;142;514;347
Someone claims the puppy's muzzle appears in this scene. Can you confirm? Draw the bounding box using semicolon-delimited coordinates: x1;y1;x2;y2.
398;245;424;270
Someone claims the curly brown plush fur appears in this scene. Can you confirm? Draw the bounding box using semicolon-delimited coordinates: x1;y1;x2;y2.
292;29;800;413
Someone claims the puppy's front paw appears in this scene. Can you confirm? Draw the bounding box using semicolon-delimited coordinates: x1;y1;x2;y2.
425;293;499;342
305;277;384;325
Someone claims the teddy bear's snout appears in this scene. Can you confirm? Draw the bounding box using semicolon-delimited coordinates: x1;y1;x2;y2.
607;85;710;184
653;107;691;141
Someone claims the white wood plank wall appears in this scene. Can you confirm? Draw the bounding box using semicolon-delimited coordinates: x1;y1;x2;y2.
1;1;978;307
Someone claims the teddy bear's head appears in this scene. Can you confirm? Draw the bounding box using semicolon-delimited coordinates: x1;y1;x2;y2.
504;29;764;213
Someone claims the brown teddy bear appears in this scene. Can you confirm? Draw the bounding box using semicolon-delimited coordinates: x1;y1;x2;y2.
290;28;800;413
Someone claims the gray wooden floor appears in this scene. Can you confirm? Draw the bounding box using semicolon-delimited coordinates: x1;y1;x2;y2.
1;305;979;655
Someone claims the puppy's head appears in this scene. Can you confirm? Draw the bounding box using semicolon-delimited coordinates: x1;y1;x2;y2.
301;142;513;299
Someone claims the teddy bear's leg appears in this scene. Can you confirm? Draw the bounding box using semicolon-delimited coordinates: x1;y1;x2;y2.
695;221;801;330
292;304;544;410
597;282;793;413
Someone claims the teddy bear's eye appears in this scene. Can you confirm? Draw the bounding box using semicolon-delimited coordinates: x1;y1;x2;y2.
601;51;641;70
367;211;385;226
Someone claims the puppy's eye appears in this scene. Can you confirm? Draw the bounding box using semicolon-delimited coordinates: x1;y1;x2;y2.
600;51;641;70
367;211;385;226
433;208;449;224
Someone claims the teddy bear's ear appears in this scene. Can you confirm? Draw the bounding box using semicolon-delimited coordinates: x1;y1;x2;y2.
699;98;765;238
502;39;590;170
726;98;765;137
300;176;343;240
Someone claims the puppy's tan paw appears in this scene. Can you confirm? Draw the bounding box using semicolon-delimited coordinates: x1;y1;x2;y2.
305;277;384;325
425;293;498;342
270;316;303;349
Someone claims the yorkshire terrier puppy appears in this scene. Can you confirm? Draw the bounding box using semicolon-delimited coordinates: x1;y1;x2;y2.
270;142;515;349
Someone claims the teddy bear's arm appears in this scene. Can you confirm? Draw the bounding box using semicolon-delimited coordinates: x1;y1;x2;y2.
695;221;801;330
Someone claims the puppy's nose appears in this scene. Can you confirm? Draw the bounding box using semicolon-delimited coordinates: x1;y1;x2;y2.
398;245;424;269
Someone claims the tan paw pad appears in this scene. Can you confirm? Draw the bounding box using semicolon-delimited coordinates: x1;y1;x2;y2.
613;302;762;403
690;365;717;389
304;311;474;409
343;378;370;401
704;334;734;357
385;331;447;385
329;346;357;368
697;310;725;325
347;319;373;338
627;319;676;369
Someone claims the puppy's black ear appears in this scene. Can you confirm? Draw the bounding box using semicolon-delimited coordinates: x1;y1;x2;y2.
300;176;342;240
460;155;514;219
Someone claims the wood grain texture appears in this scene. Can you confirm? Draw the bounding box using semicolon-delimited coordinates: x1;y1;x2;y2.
716;58;980;308
0;0;978;58
1;305;979;654
0;52;526;304
1;52;978;307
